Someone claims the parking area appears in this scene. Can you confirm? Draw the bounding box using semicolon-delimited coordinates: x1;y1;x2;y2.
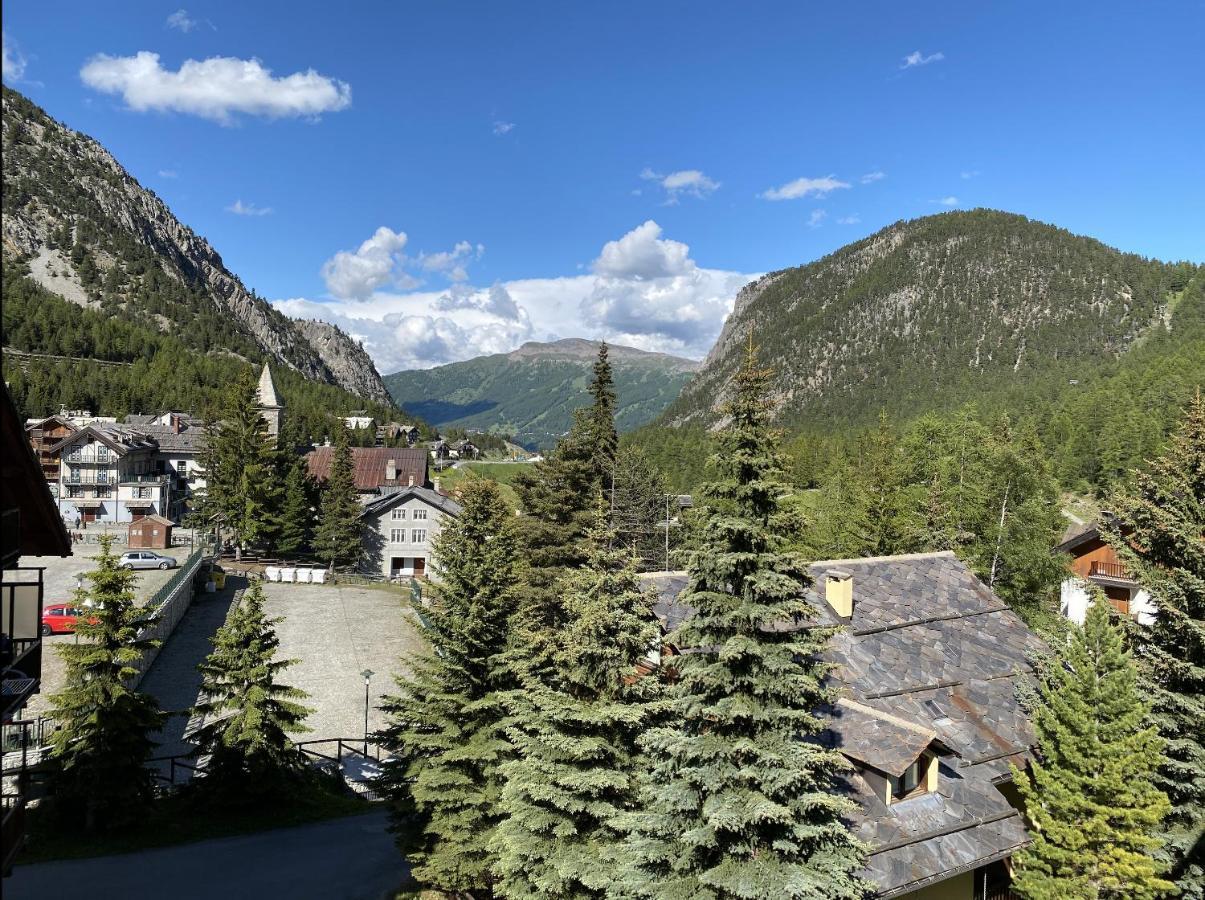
18;543;185;718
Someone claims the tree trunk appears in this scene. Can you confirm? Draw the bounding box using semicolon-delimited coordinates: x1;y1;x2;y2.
989;479;1011;589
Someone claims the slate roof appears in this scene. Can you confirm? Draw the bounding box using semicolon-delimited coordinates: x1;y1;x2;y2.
49;424;159;455
306;447;429;492
133;424;207;453
641;551;1041;898
360;485;463;520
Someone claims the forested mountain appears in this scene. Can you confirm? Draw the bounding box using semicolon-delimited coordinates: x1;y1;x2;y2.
384;339;699;448
642;210;1202;495
1;85;392;406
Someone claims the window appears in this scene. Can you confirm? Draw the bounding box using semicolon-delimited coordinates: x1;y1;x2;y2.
390;529;404;543
391;508;407;520
68;447;81;461
411;529;427;544
890;752;935;802
97;471;109;484
178;461;188;477
97;446;110;461
412;508;428;521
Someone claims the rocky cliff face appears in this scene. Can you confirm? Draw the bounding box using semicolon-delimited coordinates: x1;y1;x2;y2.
665;209;1183;429
1;86;391;404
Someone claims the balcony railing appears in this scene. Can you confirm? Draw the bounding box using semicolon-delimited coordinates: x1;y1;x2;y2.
120;474;169;485
1089;561;1134;582
65;475;111;485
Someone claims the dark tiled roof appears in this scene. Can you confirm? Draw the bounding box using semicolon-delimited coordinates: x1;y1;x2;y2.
135;424;207;452
360;485;462;520
638;571;693;632
643;551;1042;897
306;447;428;492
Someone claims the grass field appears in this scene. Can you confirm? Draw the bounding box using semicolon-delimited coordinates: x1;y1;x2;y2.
436;461;534;508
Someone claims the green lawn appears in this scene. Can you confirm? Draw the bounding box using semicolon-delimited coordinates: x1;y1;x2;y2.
437;461;534;509
18;782;376;865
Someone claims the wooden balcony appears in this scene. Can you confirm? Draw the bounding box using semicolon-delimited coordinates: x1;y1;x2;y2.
1089;561;1134;582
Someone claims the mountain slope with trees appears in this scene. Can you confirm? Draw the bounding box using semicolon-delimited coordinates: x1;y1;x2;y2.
383;339;699;449
1;84;392;406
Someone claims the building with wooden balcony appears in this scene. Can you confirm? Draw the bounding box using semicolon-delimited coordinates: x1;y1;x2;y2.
23;414;77;497
1055;519;1155;624
2;385;72;874
51;425;171;525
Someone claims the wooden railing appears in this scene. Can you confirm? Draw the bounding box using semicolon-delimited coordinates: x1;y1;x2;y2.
1089;560;1133;581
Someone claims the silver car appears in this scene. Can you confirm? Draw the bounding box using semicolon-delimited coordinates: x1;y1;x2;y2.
119;550;177;570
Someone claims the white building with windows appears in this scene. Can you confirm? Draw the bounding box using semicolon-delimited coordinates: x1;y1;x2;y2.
358;486;461;579
52;425;170;524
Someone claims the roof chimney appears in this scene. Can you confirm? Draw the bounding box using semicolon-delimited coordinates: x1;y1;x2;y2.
386;459;397;482
433;477;441;494
824;569;854;618
407;473;415;487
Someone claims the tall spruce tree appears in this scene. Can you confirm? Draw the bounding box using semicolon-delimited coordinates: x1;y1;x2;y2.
376;477;521;894
313;426;363;571
1010;597;1173;900
622;341;869;900
190;580;312;802
1103;392;1205;895
859;411;907;556
491;498;662;899
192;369;281;560
47;536;165;831
583;342;619;486
277;456;316;558
610;444;673;571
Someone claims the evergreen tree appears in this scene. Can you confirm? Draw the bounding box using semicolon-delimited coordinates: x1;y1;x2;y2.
376;477;521;893
192;369;281;560
491;499;662;898
808;451;870;560
1103;392;1205;894
622;342;869;900
190;580;312;803
313;426;363;571
583;342;619;486
859;411;907;556
47;537;165;831
1010;597;1173;900
277;455;316;558
610;444;674;571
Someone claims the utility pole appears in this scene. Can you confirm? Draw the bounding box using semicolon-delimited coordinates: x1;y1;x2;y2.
665;493;672;572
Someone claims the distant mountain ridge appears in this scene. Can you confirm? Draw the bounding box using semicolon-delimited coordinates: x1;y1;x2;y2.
0;85;392;406
384;339;699;448
664;209;1198;429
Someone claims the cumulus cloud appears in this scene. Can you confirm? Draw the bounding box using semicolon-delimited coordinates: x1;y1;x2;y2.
3;31;27;82
321;227;409;300
640;167;720;203
418;241;484;282
79;52;351;124
165;10;197;32
861;171;886;184
902;50;944;69
760;175;850;201
225;199;272;216
492;120;515;135
276;221;757;372
807;209;827;228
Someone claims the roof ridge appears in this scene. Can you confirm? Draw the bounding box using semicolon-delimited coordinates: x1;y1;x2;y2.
810;550;957;567
837;697;937;739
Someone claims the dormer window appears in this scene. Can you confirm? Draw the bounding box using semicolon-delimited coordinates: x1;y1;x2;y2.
889;750;938;802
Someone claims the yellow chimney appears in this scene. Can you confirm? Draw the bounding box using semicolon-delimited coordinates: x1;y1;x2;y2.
825;569;854;618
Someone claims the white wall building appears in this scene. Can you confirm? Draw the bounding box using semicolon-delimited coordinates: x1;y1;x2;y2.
358;486;461;579
54;425;170;525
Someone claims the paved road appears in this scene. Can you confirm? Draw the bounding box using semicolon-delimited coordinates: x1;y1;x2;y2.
6;810;408;900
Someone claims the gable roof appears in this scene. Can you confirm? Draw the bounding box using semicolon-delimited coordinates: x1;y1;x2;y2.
305;446;428;492
642;551;1042;897
359;485;462;520
25;414;76;433
2;384;72;562
257;363;280;408
131;514;174;527
49;424;158;455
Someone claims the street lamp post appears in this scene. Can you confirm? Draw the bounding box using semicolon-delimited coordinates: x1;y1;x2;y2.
361;669;375;756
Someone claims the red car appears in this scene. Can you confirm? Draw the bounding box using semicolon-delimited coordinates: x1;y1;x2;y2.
40;604;98;635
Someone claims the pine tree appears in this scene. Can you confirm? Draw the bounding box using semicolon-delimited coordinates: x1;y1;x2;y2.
491;498;662;898
809;451;870;560
859;411;907;556
622;341;869;900
277;456;316;558
190;580;312;803
610;444;673;571
376;477;521;893
1103;391;1205;895
313;426;363;571
1010;597;1173;900
583;342;619;486
192;369;281;560
47;536;165;831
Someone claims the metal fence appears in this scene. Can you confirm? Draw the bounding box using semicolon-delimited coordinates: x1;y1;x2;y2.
125;548;205;689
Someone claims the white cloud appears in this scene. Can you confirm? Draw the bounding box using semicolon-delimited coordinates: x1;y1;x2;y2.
418;241;484;283
960;169;981;179
225;199;272;216
158;169;179;178
593;220;694;280
276;220;757;372
79;52;351;124
935;196;960;206
640;167;720;203
760;175;850;201
166;10;197;32
860;171;886;184
321;227;409;300
837;215;861;225
902;50;944;69
807;210;827;228
492;120;515;135
2;31;27;82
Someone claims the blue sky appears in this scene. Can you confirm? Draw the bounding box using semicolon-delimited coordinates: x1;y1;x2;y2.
4;1;1203;372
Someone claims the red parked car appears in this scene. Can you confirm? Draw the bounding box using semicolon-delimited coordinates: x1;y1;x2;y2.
40;604;98;635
